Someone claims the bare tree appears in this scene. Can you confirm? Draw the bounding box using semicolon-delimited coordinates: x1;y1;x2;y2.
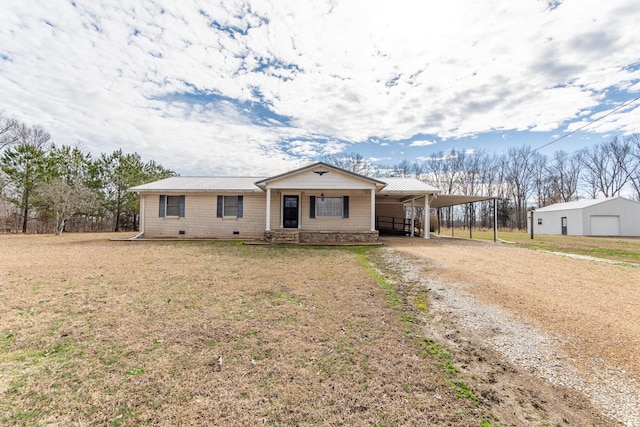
621;134;640;200
0;111;19;150
422;150;465;227
423;149;465;195
392;159;422;177
421;151;444;188
581;137;631;197
546;150;582;203
322;152;376;176
34;178;96;235
461;149;490;196
12;123;51;149
505;146;535;229
531;152;552;208
476;152;499;227
457;150;490;228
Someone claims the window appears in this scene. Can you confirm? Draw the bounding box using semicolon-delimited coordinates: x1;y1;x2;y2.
217;195;244;218
166;196;181;217
159;195;185;217
223;196;238;217
310;196;349;218
316;197;343;217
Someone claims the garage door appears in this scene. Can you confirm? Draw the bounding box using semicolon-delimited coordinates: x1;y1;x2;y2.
590;215;620;236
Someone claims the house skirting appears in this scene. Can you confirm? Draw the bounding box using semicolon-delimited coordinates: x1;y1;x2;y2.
264;230;379;244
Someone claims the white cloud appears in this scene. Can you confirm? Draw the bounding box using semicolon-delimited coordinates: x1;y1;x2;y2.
0;0;639;175
409;140;437;147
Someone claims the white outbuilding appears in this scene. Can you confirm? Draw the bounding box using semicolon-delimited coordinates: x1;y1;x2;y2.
530;197;640;237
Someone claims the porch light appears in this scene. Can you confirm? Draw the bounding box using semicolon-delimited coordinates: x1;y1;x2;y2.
320;192;325;201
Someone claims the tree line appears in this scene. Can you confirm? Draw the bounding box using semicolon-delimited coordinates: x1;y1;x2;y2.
0;112;175;234
325;134;640;230
3;111;639;234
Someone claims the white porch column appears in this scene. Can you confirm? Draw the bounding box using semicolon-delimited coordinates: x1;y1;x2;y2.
370;189;376;231
265;188;271;231
423;196;430;239
410;198;415;237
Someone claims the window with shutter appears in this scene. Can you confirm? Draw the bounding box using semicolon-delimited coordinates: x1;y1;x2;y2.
160;195;185;217
165;196;181;216
217;196;243;218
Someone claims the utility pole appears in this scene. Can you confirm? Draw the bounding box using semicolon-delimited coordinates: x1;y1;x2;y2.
529;207;535;239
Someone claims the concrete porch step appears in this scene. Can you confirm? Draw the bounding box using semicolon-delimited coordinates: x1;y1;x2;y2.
265;229;300;243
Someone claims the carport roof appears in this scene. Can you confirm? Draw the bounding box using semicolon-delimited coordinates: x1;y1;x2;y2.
429;194;496;208
377;177;440;194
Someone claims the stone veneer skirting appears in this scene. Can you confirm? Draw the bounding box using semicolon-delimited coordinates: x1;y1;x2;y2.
264;230;379;244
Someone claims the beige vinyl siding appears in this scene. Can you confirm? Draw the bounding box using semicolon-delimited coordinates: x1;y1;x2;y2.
268;191;281;230
142;193;265;239
265;190;371;231
304;191;370;231
266;168;377;190
375;203;405;218
306;194;370;231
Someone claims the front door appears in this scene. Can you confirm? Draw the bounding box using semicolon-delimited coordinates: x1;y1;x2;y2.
283;196;299;228
561;217;567;235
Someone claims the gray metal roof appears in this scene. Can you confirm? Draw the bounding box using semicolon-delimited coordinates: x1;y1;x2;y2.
128;174;447;197
128;176;267;193
534;198;619;213
377;177;441;194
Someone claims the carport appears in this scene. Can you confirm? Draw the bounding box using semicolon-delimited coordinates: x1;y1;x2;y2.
375;178;496;240
375;177;440;239
429;194;498;241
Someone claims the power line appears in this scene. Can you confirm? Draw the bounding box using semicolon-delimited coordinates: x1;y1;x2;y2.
533;94;640;153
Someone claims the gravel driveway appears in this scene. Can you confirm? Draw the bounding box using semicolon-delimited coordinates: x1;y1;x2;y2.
379;236;640;427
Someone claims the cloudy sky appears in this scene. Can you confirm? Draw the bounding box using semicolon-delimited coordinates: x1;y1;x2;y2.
1;0;639;176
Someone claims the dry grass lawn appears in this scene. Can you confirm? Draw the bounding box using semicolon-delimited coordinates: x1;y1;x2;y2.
1;233;486;426
440;229;640;264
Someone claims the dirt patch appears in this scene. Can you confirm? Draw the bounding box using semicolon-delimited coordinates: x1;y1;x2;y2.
379;236;640;426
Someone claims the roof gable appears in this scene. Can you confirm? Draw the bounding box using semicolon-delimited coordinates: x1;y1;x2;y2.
255;162;387;190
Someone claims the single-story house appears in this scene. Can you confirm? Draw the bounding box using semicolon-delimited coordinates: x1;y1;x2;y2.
530;197;640;237
128;162;444;243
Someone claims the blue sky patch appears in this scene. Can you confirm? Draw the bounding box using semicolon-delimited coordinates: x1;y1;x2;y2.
154;88;292;128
